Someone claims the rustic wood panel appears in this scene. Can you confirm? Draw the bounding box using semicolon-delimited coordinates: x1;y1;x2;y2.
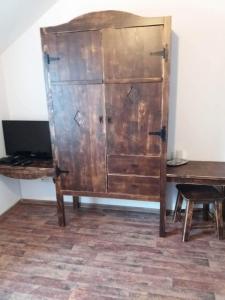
0;160;54;179
159;16;171;237
42;11;165;33
52;84;106;192
108;155;160;176
45;31;102;82
106;83;162;155
108;174;160;197
40;12;171;236
103;26;163;80
167;161;225;185
60;190;160;201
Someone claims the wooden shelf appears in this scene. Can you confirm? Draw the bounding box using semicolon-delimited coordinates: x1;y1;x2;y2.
0;160;55;180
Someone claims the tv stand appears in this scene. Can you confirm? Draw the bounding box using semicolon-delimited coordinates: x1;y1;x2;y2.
0;159;54;179
0;159;81;226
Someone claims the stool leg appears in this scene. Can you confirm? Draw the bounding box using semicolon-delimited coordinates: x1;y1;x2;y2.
183;200;194;242
73;196;80;210
203;203;209;221
215;201;224;240
173;192;183;222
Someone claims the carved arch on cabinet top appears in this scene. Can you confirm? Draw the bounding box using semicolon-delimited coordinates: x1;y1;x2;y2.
40;10;168;34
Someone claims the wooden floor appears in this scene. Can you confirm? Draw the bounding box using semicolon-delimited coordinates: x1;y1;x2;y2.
0;203;224;300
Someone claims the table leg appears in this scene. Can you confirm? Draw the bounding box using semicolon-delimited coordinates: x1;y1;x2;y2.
203;203;209;221
53;177;66;226
160;199;166;237
56;191;66;226
73;196;80;210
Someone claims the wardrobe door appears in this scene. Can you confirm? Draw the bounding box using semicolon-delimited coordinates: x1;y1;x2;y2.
44;30;106;192
45;30;103;82
106;83;162;156
52;84;106;192
106;82;162;198
103;26;165;199
103;26;163;81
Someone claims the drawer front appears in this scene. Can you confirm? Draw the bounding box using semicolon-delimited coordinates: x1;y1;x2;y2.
108;155;160;176
108;174;160;197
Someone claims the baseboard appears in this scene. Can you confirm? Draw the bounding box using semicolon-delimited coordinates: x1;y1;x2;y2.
20;198;163;214
20;198;207;217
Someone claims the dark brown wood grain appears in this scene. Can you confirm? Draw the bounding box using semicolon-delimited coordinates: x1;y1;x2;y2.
60;190;160;201
105;83;162;156
183;200;194;242
0;160;54;180
215;200;224;240
159;16;171;237
173;191;183;222
41;11;165;33
52;84;106;192
40;11;171;235
103;26;163;80
108;174;160;197
108;155;160;176
46;31;103;82
167;161;225;185
176;184;225;242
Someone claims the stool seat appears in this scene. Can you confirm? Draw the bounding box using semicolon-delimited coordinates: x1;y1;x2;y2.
174;184;224;241
177;184;224;202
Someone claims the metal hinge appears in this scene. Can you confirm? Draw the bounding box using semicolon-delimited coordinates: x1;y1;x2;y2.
45;53;60;64
148;126;167;142
55;165;69;177
150;47;168;61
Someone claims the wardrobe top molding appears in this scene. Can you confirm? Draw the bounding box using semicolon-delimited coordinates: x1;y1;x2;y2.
40;10;171;34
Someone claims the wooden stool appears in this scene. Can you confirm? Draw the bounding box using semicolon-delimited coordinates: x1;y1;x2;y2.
173;184;224;242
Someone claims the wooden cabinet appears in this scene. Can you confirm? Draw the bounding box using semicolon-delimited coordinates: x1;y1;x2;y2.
41;11;171;236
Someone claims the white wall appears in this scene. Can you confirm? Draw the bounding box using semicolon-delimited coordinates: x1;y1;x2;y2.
0;58;21;215
1;0;225;210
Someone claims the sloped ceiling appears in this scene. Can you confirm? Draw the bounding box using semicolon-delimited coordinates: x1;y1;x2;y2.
0;0;58;53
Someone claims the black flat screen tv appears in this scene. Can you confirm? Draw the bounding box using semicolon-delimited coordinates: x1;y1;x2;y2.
2;120;52;159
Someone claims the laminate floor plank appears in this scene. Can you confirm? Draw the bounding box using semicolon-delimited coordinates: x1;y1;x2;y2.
0;202;224;299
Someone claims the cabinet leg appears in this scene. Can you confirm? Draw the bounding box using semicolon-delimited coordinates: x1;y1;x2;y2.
56;192;65;227
160;200;166;237
73;196;80;210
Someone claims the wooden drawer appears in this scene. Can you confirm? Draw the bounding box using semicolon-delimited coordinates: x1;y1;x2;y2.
107;174;160;197
108;155;160;176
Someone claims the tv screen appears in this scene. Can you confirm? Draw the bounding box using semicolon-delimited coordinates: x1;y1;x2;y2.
2;120;52;159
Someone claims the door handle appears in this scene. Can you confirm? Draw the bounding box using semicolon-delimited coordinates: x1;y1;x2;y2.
148;126;166;142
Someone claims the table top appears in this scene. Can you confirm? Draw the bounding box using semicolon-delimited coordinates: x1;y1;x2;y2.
167;160;225;185
1;159;225;185
0;159;54;179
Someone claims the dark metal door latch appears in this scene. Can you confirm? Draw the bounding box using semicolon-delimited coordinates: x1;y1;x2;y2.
148;126;167;142
45;53;60;64
55;166;69;177
150;47;168;61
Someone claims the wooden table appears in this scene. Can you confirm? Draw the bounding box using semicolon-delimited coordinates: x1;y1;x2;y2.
0;160;225;228
167;160;225;219
167;161;225;185
0;160;54;180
